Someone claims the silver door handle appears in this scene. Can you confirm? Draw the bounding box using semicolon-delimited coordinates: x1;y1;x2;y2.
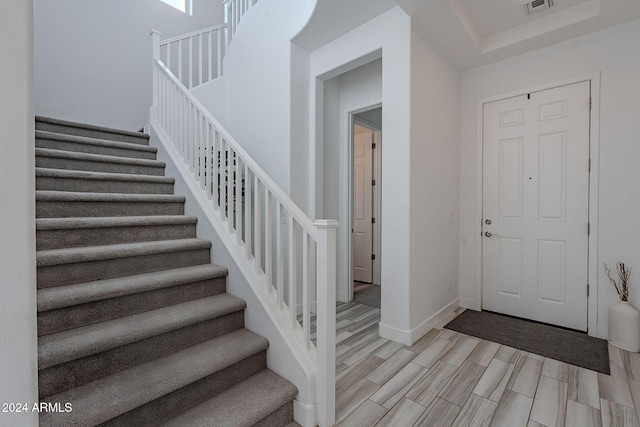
485;231;492;237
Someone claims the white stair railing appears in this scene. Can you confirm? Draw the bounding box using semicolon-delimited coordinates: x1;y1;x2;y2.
157;25;226;89
155;1;257;91
224;0;259;45
151;32;337;427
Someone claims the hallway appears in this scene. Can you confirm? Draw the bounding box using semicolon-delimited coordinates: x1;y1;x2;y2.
334;302;640;426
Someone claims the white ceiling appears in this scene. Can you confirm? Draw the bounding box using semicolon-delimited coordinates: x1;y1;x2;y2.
394;0;640;69
293;0;640;70
293;0;396;51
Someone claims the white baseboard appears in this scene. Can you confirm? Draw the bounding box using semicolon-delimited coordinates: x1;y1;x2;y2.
379;298;460;345
294;399;315;427
459;297;476;310
378;322;413;346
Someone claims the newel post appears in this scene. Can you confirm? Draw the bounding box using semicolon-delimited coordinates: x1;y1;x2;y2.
150;30;161;116
315;219;338;427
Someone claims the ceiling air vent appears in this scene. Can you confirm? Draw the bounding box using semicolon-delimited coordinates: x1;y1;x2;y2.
521;0;554;16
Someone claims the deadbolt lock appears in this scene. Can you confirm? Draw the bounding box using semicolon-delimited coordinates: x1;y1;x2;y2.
485;231;492;237
485;219;492;225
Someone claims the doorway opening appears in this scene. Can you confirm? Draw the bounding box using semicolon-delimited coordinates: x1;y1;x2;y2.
351;106;382;308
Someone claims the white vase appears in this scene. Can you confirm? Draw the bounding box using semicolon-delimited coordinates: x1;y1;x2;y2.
609;301;640;352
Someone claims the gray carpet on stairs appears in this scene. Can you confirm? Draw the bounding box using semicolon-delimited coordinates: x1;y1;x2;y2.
444;309;610;374
35;116;297;426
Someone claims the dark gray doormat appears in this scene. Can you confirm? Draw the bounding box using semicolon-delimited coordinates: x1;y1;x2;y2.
445;310;610;375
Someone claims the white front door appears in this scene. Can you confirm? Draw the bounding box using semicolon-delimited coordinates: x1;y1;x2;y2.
353;126;374;283
482;81;591;331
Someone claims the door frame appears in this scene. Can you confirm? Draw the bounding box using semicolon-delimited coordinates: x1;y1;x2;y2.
343;102;382;301
473;72;601;337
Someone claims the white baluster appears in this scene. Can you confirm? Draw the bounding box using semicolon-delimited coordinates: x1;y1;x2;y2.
188;36;193;89
226;147;233;231
207;124;214;199
264;190;272;289
233;0;240;31
202;116;207;182
220;140;227;220
217;29;223;77
254;176;262;273
288;216;297;327
276;202;284;307
235;153;242;244
176;40;182;83
208;30;213;82
244;164;252;259
302;232;310;347
224;3;231;46
213;131;220;210
198;34;203;86
170;83;175;146
195;111;200;173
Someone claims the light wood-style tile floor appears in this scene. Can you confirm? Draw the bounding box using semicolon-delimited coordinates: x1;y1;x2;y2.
333;301;640;427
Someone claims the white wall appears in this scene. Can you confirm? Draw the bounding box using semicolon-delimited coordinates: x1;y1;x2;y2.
309;7;460;345
409;27;460;335
35;0;223;131
321;59;382;301
0;1;38;425
309;8;412;342
192;76;227;126
221;0;315;193
458;18;640;338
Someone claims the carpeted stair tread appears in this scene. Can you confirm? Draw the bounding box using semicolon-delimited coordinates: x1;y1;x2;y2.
36;167;173;184
36;216;198;250
38;293;247;369
160;369;298;427
36;115;150;144
36;190;184;203
36;167;175;194
39;328;268;426
35;147;165;167
37;215;196;231
38;264;228;312
37;238;210;267
36;130;156;157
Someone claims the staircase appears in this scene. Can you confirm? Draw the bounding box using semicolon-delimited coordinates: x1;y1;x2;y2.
35;116;298;426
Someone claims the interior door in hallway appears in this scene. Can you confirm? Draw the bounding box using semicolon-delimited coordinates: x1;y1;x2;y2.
353;125;374;283
482;81;591;331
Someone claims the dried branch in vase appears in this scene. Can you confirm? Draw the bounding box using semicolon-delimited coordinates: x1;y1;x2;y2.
604;262;632;302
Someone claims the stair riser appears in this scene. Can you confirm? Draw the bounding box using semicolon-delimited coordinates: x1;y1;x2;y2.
36;156;165;176
38;277;227;336
96;352;267;427
36;176;174;195
36;138;156;160
37;248;210;288
37;223;196;250
254;403;295;427
36;200;184;218
39;311;245;398
36;121;149;145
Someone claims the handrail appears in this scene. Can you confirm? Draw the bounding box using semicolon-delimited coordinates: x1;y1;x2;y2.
158;60;318;238
160;23;227;46
151;30;336;426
